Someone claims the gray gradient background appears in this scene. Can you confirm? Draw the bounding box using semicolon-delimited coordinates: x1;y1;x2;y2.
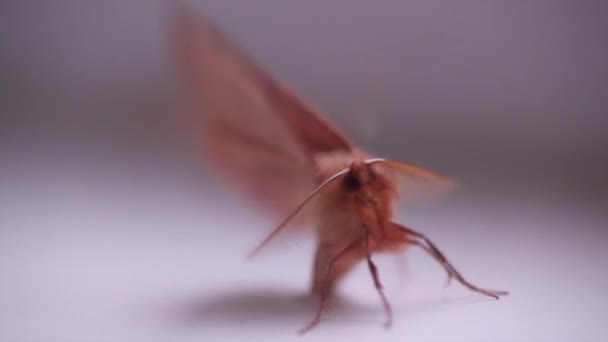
1;1;607;341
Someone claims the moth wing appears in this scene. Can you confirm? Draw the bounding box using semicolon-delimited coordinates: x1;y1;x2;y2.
373;159;458;203
171;4;353;217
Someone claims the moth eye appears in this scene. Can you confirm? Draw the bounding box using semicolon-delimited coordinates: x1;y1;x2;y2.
343;174;361;191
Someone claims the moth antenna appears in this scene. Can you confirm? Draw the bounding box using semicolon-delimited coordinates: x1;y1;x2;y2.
363;158;387;165
247;167;350;258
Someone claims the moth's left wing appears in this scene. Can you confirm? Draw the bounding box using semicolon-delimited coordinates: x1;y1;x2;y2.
170;3;354;217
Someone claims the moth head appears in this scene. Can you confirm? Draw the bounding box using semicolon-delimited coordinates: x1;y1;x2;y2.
342;159;392;193
343;160;369;190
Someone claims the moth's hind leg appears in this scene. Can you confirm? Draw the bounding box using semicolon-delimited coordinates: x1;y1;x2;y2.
301;240;363;334
310;242;361;296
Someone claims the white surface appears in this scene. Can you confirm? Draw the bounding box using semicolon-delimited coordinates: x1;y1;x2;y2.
1;159;607;342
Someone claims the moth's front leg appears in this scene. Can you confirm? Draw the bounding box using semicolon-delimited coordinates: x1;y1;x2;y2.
363;230;393;328
387;222;509;299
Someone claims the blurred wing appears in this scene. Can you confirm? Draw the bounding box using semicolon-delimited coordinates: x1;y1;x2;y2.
372;159;458;203
171;4;353;216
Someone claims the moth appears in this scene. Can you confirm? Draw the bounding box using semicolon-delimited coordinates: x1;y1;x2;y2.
171;3;508;333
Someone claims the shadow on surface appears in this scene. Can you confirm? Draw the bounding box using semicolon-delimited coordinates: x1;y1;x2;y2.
160;287;495;330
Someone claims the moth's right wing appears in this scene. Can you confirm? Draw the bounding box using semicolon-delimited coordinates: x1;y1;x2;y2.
370;159;458;204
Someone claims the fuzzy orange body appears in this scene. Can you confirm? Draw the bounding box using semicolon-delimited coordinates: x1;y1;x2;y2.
311;157;401;293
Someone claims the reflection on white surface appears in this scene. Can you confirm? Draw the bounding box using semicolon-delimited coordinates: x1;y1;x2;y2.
1;157;606;342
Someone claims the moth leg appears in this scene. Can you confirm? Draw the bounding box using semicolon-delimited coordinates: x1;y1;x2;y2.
364;235;393;328
390;222;508;299
300;239;362;334
311;242;361;296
